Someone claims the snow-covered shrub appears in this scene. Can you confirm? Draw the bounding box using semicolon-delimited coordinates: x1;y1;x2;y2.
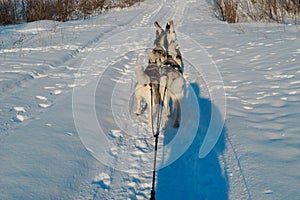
212;0;238;23
0;0;18;25
0;0;141;25
211;0;300;24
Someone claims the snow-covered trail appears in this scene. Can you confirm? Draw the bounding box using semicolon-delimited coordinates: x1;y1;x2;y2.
175;2;300;199
1;0;300;199
0;0;161;133
72;0;209;199
184;4;300;200
0;0;209;199
0;0;180;199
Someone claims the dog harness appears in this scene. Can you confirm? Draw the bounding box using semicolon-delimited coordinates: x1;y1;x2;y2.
145;63;160;84
161;59;183;74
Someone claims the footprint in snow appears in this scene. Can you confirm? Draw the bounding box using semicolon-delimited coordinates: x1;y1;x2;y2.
66;132;74;136
35;95;48;101
35;96;52;108
50;90;62;95
38;103;52;108
10;107;27;122
44;86;56;90
262;189;273;195
93;173;111;189
109;129;123;138
12;114;27;122
67;84;76;88
45;86;62;95
55;83;65;88
13;106;26;112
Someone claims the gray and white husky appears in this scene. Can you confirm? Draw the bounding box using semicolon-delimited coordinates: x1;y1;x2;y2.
159;20;184;128
134;22;166;127
134;20;184;128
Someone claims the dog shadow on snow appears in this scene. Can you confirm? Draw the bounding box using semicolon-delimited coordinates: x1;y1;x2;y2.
156;83;229;200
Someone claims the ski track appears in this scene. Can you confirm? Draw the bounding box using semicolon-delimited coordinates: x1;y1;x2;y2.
1;0;300;199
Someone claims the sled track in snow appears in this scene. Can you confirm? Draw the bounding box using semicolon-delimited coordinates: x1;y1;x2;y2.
81;0;200;199
226;135;252;200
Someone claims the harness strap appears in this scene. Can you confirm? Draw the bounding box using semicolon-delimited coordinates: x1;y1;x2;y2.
173;66;183;74
162;60;183;74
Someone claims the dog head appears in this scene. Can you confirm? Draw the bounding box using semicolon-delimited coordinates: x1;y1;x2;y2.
165;20;183;68
154;21;168;54
165;20;177;44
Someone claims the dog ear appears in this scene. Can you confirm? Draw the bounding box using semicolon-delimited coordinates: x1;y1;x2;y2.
154;21;163;34
148;52;156;63
169;20;175;32
165;22;170;31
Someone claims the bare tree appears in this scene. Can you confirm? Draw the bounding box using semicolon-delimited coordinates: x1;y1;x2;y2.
1;0;140;25
0;0;18;25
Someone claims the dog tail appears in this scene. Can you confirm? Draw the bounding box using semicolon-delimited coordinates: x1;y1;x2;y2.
135;64;150;85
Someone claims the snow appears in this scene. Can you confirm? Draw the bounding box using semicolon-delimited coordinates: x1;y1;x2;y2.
14;114;27;122
13;106;26;112
1;0;300;199
93;172;111;188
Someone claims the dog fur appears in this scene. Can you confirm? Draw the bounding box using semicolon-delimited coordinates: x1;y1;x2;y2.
160;59;184;127
160;20;184;127
134;54;160;127
154;21;168;53
134;20;184;128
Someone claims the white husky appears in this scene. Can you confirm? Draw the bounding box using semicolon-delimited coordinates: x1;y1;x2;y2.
134;52;161;127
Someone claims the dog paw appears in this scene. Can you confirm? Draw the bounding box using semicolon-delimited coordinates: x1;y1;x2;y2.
135;108;142;115
173;121;180;128
165;110;171;117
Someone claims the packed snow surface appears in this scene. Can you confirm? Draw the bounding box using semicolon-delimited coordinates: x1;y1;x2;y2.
1;0;300;199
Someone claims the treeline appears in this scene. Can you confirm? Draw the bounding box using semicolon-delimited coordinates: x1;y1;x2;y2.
0;0;140;25
212;0;300;24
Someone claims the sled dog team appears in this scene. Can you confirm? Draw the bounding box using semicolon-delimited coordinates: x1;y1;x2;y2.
134;20;184;128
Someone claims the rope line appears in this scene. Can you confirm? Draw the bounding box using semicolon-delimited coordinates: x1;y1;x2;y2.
150;83;167;200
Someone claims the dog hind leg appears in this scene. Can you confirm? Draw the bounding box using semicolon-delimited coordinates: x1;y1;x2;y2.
160;75;171;118
135;95;142;115
173;99;180;128
172;91;183;128
163;92;171;118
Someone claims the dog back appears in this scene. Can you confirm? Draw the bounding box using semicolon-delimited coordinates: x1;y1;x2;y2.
145;63;160;84
162;59;182;74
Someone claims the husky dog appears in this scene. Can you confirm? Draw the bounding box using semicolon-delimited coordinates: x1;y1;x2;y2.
134;22;168;127
153;21;168;55
134;52;161;127
160;59;184;128
160;20;184;128
153;20;182;66
134;20;184;128
165;20;183;68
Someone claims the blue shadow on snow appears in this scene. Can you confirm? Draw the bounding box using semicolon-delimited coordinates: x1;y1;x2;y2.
156;83;229;200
